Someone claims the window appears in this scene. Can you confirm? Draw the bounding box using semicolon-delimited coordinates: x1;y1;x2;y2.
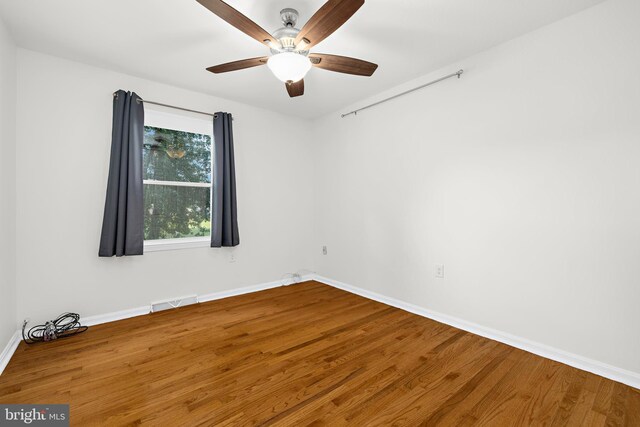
143;108;213;251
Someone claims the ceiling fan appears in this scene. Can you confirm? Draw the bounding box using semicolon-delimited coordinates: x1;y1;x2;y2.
196;0;378;98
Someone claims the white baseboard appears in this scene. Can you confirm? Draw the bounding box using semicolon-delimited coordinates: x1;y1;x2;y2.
0;274;314;376
199;274;314;303
311;274;640;390
6;273;636;390
81;275;316;326
0;330;21;376
81;306;151;327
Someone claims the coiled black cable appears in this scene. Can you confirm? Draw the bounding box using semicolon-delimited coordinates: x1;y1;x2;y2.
22;313;88;344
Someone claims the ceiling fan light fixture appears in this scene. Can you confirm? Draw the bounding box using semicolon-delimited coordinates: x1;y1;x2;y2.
267;52;311;83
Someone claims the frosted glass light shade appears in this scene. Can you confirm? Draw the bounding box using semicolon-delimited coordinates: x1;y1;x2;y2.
267;52;312;83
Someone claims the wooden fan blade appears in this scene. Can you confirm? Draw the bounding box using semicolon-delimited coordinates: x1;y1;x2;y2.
295;0;364;49
196;0;275;47
207;57;268;74
286;80;305;97
308;53;377;76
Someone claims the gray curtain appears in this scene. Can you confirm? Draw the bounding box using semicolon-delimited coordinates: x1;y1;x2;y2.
98;90;144;257
211;112;239;247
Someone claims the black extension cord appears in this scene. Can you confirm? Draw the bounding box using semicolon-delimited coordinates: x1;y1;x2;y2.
22;313;88;344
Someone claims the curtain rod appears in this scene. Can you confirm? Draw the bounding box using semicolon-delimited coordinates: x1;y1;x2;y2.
112;92;230;120
341;69;464;118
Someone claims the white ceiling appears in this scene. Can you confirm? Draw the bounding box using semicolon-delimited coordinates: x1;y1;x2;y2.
0;0;604;119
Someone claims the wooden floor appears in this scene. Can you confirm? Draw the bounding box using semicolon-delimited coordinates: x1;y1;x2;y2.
0;281;638;426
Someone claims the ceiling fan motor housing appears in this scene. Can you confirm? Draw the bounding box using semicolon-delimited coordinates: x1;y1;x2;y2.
271;8;309;54
280;8;298;27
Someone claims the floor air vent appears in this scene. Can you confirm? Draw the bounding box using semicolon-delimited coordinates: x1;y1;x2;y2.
151;295;199;312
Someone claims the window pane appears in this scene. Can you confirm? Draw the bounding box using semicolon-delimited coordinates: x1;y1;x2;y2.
144;185;211;240
143;126;211;183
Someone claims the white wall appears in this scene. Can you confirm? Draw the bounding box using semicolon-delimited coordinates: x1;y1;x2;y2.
15;50;315;324
0;17;17;352
312;0;640;374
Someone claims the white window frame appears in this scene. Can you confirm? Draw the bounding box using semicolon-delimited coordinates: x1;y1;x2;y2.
142;107;214;252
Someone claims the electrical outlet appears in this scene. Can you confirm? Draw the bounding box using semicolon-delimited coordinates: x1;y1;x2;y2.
435;264;445;278
229;252;236;263
322;246;327;255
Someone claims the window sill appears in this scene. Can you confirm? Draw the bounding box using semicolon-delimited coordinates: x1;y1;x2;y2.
144;237;210;252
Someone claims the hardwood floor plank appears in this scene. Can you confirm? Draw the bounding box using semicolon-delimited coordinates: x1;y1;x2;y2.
268;323;458;425
560;372;602;426
421;345;514;425
350;339;506;426
605;382;630;426
342;334;500;425
0;281;637;426
624;388;640;427
550;367;589;425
